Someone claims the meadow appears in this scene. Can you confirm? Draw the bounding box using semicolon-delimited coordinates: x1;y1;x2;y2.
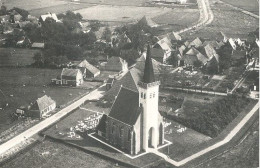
221;0;259;15
0;48;40;67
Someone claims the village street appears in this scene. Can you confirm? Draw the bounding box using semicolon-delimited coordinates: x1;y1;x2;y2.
176;0;214;34
0;84;106;158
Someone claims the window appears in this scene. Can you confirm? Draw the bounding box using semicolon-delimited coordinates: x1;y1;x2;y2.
141;92;143;98
111;123;115;134
150;93;152;98
119;127;124;137
128;129;131;141
153;92;155;98
143;93;146;99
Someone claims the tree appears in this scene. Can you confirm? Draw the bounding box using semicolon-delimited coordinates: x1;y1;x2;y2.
101;26;112;43
193;60;202;68
166;52;179;67
0;5;7;16
217;43;233;72
33;52;44;66
89;20;101;32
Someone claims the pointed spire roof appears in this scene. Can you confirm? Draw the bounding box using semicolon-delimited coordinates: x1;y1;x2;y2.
143;44;155;83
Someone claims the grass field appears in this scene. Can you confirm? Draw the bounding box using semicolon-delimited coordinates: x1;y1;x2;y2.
74;5;172;22
4;0;67;11
153;8;200;32
221;0;259;15
0;68;92;133
64;0;149;6
182;1;259;40
0;48;40;67
1;139;123;168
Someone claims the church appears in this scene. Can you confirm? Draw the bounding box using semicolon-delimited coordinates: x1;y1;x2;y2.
96;45;164;155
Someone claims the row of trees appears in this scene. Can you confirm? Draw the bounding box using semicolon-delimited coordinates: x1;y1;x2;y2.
167;95;252;138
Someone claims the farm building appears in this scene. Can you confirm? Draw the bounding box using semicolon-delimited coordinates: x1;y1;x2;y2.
77;60;100;78
31;42;45;49
101;56;128;72
51;68;83;86
39;13;60;25
16;95;56;119
96;45;164;155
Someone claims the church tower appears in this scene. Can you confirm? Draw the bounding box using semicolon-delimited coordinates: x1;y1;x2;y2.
139;44;164;151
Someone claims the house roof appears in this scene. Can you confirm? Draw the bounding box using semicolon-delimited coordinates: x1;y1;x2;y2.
143;45;155;83
183;55;198;65
151;48;164;59
202;40;220;49
157;32;182;41
188;37;203;48
61;68;81;77
108;87;141;125
107;78;115;84
35;95;55;112
106;68;142;96
96;114;107;133
107;56;126;66
156;37;174;53
40;13;59;22
31;42;44;48
136;52;162;73
138;16;158;27
77;60;100;75
178;45;187;56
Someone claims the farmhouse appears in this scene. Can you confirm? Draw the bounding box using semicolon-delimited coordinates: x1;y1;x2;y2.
77;60;100;78
31;42;45;49
102;56;128;72
52;68;83;86
17;95;56;119
97;45;164;155
39;13;60;25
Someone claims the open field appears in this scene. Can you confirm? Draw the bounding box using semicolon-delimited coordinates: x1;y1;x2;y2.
29;3;95;17
0;68;92;133
64;0;149;6
153;8;200;32
1;139;123;168
198;119;259;168
0;48;40;67
182;1;259;40
4;0;68;11
221;0;259;15
74;5;172;22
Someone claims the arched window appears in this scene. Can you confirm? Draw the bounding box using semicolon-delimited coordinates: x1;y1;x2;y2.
119;126;124;137
111;123;115;134
128;129;131;141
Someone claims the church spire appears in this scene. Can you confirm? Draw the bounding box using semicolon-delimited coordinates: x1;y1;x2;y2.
143;44;155;83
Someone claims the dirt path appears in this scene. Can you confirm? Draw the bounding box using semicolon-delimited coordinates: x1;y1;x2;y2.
176;0;214;34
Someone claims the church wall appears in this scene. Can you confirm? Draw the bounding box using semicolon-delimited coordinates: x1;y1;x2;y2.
105;117;133;154
133;114;142;154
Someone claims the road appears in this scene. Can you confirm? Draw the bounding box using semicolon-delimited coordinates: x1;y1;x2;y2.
148;102;259;167
176;0;214;34
0;85;105;158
